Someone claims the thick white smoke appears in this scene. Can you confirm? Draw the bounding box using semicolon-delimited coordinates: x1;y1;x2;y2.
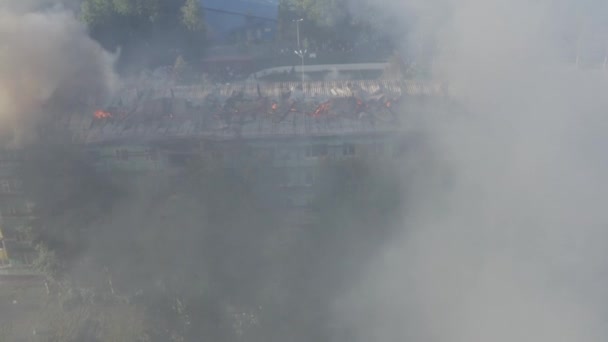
335;0;608;341
0;3;118;145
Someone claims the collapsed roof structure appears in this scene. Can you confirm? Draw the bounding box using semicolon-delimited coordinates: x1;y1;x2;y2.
66;80;447;145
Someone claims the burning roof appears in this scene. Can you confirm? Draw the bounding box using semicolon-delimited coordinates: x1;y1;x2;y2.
76;80;446;144
94;110;112;119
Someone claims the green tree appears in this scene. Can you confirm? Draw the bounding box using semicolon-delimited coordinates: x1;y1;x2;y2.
172;55;189;82
81;0;206;70
181;0;205;32
280;0;357;29
32;244;63;282
81;0;114;29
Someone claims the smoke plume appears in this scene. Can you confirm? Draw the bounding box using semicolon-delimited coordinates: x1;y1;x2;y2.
0;3;117;145
335;0;608;341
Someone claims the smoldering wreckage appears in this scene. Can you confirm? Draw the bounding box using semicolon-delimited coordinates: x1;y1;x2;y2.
83;80;446;143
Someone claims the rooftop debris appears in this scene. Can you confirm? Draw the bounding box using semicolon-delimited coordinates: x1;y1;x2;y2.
80;80;446;144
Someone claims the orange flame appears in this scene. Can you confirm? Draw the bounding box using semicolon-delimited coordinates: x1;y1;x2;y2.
94;110;112;119
355;99;366;111
312;101;331;117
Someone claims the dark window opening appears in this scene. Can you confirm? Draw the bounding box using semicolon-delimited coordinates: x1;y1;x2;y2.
147;149;159;161
88;150;101;161
305;170;313;185
312;144;328;157
0;179;22;194
115;149;129;160
343;144;355;156
168;153;189;166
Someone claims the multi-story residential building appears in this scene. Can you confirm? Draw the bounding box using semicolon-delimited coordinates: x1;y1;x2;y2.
79;80;442;206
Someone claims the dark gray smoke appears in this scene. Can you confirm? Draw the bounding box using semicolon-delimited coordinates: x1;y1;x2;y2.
0;0;81;12
334;0;608;341
0;3;117;145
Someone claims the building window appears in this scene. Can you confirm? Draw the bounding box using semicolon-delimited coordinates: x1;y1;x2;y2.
312;144;328;157
375;143;385;156
305;145;329;158
288;170;297;186
1;180;10;193
168;153;189;166
343;144;355;156
3;207;17;216
0;180;20;194
278;148;290;161
115;149;129;160
305;170;313;186
277;169;288;187
88;150;101;161
147;148;158;161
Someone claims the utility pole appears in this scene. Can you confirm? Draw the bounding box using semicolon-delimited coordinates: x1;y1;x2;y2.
603;42;608;71
294;18;303;49
293;19;306;89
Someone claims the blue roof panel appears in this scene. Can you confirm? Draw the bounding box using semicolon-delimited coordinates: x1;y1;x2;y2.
202;0;278;40
203;0;277;18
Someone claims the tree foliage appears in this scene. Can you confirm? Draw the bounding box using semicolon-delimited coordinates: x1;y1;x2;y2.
80;0;206;70
277;0;393;56
181;0;205;32
279;0;347;27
